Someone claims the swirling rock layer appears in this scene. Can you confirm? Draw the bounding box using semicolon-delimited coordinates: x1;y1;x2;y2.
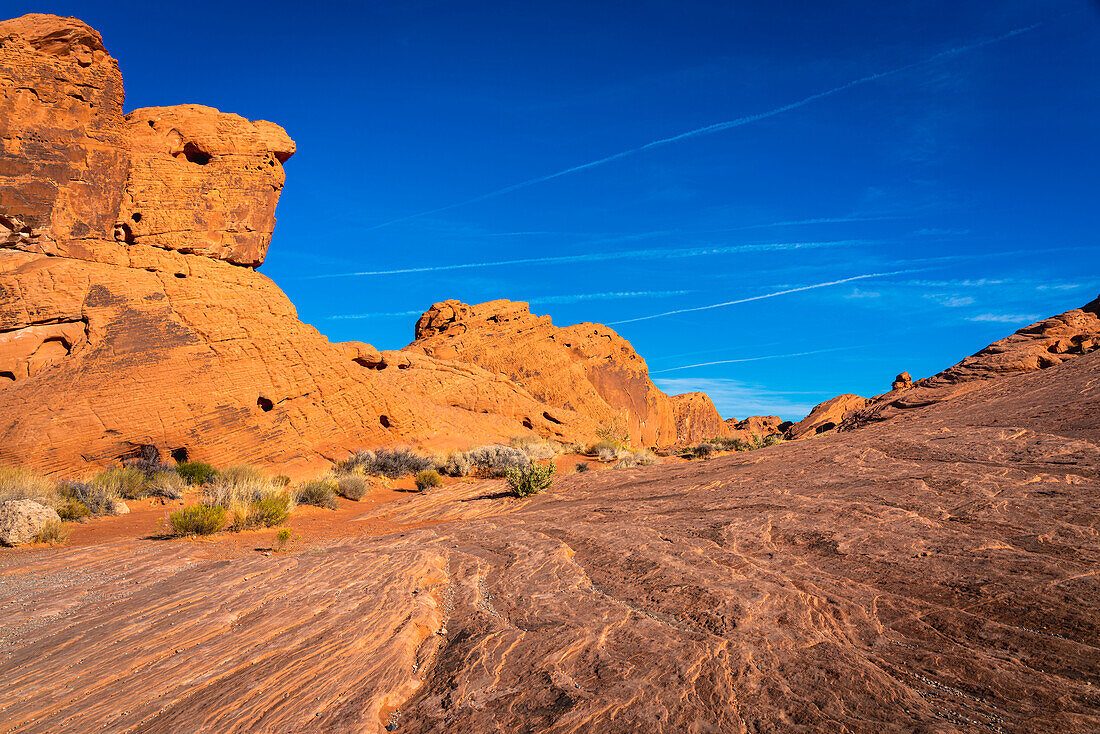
2;347;1097;733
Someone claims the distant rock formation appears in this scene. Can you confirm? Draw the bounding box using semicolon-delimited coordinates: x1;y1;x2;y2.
407;299;680;447
841;297;1100;430
786;394;869;440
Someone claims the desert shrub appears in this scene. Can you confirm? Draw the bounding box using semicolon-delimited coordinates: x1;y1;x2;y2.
273;475;291;487
465;444;529;478
762;434;783;447
55;498;90;521
218;464;267;486
275;528;294;551
296;478;338;509
690;443;718;460
505;463;555;498
336;474;370;501
148;471;185;500
561;442;586;455
509;436;560;461
247;493;292;528
575;462;590;473
614;449;658;469
336;449;374;474
176;461;218;486
438;450;471;478
0;466;57;505
123;445;175;477
596;446;630;463
93;466;149;500
57;480;115;517
709;436;742;451
594;420;630;447
169;504;226;536
34;520;71;545
415;469;442;491
339;448;432;479
205;473;296;530
587;438;627;456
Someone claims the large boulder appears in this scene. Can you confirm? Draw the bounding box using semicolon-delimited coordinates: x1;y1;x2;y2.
0;499;60;546
786;394;869;440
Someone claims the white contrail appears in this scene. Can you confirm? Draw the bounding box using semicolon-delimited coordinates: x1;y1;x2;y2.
364;22;1041;231
650;347;852;374
609;270;919;325
302;239;868;279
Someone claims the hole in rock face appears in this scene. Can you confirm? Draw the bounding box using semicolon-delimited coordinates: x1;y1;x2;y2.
257;396;273;412
131;212;142;222
174;272;186;278
0;371;15;382
181;142;211;165
815;422;836;435
522;417;534;430
171;447;189;463
542;411;563;425
379;414;391;428
147;119;155;128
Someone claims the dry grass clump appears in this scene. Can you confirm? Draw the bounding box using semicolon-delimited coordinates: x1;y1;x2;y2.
336;474;370;501
596;446;630;463
614;449;658;469
57;480;116;517
33;520;71;546
204;467;295;530
415;469;442;491
509;436;561;461
92;466;149;500
0;466;57;505
169;505;226;536
295;477;338;509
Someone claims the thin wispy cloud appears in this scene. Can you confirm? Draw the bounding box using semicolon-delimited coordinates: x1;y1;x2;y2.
650;347;854;374
327;289;692;320
364;22;1041;231
302;239;868;279
609;270;919;325
967;312;1043;324
924;294;975;308
530;290;692;305
844;288;881;299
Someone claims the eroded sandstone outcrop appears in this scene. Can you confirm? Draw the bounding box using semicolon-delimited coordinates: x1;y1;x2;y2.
841;297;1100;430
785;393;869;439
669;392;727;444
0;14;610;477
408;299;681;447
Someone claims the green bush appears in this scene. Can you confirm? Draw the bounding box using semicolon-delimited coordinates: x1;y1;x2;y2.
249;493;292;527
176;461;218;486
336;474;370;501
296;478;338;509
415;469;442;491
575;462;590;473
56;498;90;521
169;504;226;536
275;528;294;551
505;462;555;498
93;466;149;499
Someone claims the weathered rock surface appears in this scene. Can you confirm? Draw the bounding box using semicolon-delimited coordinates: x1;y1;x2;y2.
842;296;1100;431
669;391;726;444
119;105;295;267
1;345;1096;732
0;499;59;545
725;414;786;440
785;393;869;439
408;299;680;447
0;14;633;477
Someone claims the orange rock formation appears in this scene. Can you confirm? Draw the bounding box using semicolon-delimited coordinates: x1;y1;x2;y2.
0;14;707;477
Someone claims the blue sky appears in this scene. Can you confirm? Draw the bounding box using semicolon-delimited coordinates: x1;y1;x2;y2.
19;1;1099;419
